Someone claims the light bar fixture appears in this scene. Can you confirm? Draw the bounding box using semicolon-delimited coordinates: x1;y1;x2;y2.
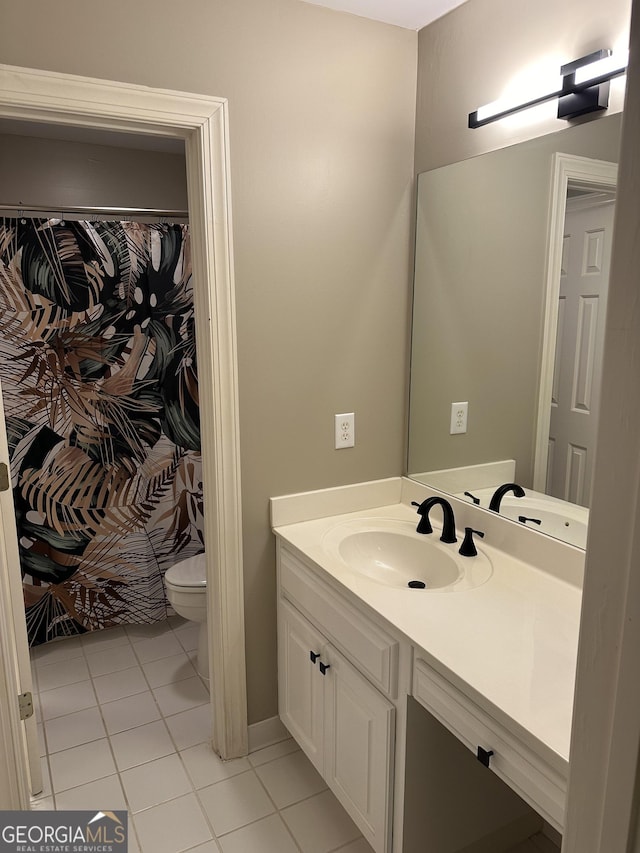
468;48;628;129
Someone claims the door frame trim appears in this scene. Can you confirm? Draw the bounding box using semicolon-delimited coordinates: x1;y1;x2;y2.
533;152;618;492
0;64;247;801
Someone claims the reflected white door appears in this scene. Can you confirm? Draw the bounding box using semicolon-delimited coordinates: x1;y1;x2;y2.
547;199;615;506
0;374;42;798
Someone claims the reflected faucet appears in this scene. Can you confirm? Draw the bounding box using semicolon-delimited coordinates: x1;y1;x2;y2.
411;497;457;543
489;482;525;512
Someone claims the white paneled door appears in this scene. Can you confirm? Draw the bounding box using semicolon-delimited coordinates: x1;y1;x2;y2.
547;198;615;506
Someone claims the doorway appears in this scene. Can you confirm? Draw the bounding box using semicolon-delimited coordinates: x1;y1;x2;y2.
545;190;616;506
0;63;247;807
533;153;618;498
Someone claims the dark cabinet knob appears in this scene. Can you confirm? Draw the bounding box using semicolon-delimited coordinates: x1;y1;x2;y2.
319;661;331;675
310;651;320;664
477;746;494;768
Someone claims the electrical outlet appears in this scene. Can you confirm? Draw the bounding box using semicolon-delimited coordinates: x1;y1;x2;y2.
335;412;355;449
450;401;468;434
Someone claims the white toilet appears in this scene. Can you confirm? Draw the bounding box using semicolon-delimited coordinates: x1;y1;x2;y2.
164;554;209;682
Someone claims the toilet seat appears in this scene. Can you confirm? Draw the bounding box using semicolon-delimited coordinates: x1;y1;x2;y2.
165;554;206;589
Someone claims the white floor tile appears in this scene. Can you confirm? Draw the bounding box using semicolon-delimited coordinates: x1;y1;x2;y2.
49;738;117;793
255;749;326;809
101;691;161;735
44;706;106;754
126;621;171;640
93;666;148;703
198;770;275;836
180;742;250;789
165;704;213;750
281;789;361;853
249;738;300;768
36;656;90;692
334;838;373;853
81;626;131;652
184;842;221;853
110;720;175;771
127;830;141;853
121;752;193;813
85;643;139;676
133;632;184;664
39;679;97;721
55;774;128;811
32;636;85;666
174;624;199;653
134;793;213;853
153;676;209;717
142;651;197;688
218;814;300;853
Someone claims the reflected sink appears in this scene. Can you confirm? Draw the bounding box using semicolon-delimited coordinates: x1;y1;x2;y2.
499;498;588;549
322;518;492;592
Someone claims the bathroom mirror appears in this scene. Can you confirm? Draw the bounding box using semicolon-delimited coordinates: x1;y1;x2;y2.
407;113;622;548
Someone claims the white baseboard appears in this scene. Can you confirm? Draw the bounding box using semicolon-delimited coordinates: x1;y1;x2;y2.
248;715;290;753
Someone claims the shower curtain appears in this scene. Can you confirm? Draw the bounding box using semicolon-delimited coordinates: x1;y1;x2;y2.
0;218;204;646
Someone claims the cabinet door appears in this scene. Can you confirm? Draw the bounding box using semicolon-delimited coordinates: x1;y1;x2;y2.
323;645;395;853
278;599;325;773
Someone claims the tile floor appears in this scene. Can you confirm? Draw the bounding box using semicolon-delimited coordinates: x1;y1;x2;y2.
29;618;372;853
29;619;559;853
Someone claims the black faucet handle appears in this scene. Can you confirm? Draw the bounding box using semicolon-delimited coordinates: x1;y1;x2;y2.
459;527;485;557
410;500;436;536
464;491;481;505
411;501;433;533
518;516;542;526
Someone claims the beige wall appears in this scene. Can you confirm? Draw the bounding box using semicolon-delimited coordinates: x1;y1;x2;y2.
0;0;417;724
416;0;631;173
0;133;188;213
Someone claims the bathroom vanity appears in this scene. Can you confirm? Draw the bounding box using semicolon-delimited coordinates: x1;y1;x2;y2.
272;477;583;853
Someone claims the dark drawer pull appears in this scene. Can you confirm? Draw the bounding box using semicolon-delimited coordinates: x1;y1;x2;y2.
319;661;331;675
310;651;320;664
477;746;494;768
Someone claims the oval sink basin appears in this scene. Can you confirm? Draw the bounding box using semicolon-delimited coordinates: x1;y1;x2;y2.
339;530;460;589
322;518;492;592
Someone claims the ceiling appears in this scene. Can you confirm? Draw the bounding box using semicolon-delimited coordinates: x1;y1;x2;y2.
301;0;468;29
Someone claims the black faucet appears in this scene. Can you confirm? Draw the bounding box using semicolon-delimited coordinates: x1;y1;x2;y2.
489;482;525;512
459;527;484;557
411;497;457;543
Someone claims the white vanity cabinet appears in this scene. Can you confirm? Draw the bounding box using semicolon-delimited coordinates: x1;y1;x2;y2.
277;543;398;853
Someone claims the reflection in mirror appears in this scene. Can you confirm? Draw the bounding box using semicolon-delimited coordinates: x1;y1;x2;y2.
407;114;622;548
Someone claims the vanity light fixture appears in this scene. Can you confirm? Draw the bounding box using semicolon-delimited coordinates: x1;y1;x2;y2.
468;48;628;129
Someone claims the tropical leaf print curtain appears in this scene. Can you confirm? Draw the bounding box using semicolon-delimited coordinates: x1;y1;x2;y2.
0;218;204;646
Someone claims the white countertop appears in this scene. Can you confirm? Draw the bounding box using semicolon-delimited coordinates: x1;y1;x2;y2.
273;497;582;775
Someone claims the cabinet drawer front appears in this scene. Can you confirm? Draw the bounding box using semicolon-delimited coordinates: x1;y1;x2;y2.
279;546;398;697
413;658;566;832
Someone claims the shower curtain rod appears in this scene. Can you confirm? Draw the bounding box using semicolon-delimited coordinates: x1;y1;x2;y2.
0;202;189;218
